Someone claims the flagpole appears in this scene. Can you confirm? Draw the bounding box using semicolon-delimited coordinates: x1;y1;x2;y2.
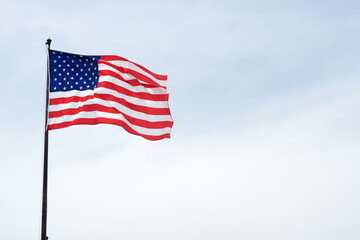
41;38;52;240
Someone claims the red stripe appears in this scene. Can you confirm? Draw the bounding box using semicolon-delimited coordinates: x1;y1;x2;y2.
100;55;128;62
129;61;167;81
49;104;173;129
99;69;157;88
98;60;164;88
97;81;169;101
50;95;95;105
47;118;171;141
100;55;167;81
49;83;168;106
97;93;171;115
50;94;170;115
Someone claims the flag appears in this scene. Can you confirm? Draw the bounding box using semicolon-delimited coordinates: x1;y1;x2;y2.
47;50;173;140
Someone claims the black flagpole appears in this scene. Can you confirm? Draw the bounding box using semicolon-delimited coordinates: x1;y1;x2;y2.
41;38;52;240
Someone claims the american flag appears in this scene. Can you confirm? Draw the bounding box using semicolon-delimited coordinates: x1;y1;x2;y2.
47;50;173;140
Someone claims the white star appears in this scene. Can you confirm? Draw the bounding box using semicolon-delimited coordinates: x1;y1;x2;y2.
58;64;61;67
58;73;62;76
63;68;66;71
54;78;57;81
75;82;78;85
58;56;61;59
84;63;87;66
70;85;73;89
54;87;57;90
63;60;66;63
59;82;62;85
83;81;86;84
63;77;66;80
54;60;57;63
54;69;57;72
63;87;66;90
80;86;83;89
87;85;90;88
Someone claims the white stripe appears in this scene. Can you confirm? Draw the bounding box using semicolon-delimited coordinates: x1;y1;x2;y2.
95;87;169;108
48;111;172;136
98;63;135;81
96;87;169;108
101;60;167;87
50;90;93;99
49;97;172;122
98;74;168;95
50;89;169;109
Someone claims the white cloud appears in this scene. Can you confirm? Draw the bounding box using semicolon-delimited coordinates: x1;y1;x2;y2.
0;0;360;239
43;72;360;239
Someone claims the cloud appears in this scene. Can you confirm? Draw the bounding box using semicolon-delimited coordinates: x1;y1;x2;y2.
1;0;360;239
41;71;360;239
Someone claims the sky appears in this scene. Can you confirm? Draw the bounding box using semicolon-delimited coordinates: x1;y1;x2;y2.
1;0;360;239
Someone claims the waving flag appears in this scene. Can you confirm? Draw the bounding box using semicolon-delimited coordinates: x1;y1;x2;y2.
47;50;173;140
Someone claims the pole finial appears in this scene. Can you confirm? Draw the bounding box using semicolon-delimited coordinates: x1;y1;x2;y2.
45;38;52;46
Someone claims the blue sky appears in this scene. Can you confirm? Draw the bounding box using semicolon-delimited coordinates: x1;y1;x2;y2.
1;0;360;239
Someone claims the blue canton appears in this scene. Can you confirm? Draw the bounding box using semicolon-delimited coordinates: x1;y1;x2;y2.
49;50;100;92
